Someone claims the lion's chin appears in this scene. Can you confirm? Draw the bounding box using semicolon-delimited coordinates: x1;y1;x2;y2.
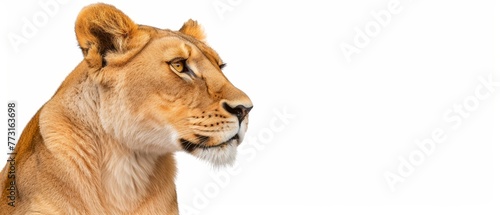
191;139;238;168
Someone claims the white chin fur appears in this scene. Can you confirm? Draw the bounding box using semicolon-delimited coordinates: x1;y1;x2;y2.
191;142;238;168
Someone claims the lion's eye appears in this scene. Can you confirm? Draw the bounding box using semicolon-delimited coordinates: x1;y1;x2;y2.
168;58;196;78
170;60;185;73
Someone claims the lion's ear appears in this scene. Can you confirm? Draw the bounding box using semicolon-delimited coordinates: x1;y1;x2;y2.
179;19;206;42
75;3;149;68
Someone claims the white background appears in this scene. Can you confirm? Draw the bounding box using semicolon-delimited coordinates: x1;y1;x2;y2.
1;0;499;214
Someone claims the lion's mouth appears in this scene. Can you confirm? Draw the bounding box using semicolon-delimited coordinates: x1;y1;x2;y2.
180;134;239;152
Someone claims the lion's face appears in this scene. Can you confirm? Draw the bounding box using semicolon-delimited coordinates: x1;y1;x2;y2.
75;4;252;166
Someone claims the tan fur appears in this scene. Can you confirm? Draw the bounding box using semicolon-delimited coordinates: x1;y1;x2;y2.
0;3;252;214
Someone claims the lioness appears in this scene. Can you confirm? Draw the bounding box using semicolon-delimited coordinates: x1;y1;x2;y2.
0;3;252;214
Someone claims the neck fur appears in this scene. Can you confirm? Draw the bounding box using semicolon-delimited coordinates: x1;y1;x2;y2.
38;69;171;213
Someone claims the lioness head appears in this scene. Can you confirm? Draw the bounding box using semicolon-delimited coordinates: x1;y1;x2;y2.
74;4;252;166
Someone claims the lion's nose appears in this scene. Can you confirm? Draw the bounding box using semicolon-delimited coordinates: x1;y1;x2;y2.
223;102;253;123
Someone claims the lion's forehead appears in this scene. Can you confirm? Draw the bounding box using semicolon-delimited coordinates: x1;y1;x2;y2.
138;25;222;67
